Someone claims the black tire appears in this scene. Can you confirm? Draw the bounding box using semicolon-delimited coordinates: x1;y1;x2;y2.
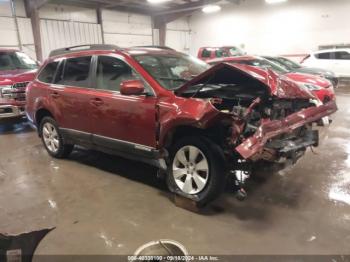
39;116;74;158
167;136;226;206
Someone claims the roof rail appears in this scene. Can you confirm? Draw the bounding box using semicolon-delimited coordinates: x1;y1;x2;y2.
133;45;175;50
49;44;120;57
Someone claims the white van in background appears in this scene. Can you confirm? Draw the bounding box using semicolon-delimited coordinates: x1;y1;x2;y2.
301;49;350;77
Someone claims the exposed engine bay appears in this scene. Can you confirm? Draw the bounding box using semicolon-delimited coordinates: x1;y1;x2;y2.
181;83;319;164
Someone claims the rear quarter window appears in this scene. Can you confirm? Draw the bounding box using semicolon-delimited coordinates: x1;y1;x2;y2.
37;61;59;83
334;51;350;60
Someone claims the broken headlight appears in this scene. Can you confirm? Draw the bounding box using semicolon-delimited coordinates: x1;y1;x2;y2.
302;83;322;91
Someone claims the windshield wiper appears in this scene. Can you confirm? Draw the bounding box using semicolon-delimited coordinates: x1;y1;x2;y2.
159;77;188;82
190;73;217;98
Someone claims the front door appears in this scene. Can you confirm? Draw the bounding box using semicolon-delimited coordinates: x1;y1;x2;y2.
89;55;158;155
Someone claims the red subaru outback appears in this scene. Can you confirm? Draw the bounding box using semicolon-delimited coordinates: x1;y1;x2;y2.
26;45;337;205
0;49;38;122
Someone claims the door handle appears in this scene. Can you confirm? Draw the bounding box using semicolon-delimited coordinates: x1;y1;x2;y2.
90;98;104;106
51;92;60;99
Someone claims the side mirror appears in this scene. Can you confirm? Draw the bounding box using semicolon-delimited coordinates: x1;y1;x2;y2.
120;80;145;96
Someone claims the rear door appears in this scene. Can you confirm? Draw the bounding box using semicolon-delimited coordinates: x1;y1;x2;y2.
333;51;350;77
48;56;96;143
314;51;334;71
89;55;158;155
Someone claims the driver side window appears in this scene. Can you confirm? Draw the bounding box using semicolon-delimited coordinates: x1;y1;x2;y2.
96;56;138;92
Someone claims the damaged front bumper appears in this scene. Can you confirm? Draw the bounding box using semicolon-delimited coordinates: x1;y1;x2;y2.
235;100;337;160
262;129;319;163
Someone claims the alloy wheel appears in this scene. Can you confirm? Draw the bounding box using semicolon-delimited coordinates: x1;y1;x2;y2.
42;122;60;153
172;145;209;194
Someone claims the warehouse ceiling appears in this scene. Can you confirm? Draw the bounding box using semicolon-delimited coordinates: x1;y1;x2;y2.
48;0;230;15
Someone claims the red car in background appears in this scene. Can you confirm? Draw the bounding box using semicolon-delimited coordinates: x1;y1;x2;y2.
197;46;246;61
0;49;38;122
207;56;335;104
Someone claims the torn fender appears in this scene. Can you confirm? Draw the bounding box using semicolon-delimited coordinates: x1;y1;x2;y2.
235;100;338;159
157;97;223;147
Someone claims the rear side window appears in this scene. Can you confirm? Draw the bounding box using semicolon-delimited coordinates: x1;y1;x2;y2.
334;51;350;60
56;56;92;88
315;52;332;59
38;61;59;83
215;49;226;58
201;49;211;58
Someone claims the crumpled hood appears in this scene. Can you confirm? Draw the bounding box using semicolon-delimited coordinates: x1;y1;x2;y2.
176;62;315;99
0;69;37;86
285;72;332;88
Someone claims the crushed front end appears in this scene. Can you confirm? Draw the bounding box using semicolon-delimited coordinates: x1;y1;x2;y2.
233;98;337;163
212;89;337;200
175;63;338;199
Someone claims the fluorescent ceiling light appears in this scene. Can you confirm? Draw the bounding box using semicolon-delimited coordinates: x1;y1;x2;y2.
147;0;171;4
202;4;221;13
265;0;288;4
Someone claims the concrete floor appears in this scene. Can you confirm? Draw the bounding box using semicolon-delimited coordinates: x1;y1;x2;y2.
0;88;350;257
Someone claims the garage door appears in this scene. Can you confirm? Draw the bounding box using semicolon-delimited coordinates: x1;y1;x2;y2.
102;10;153;47
166;30;191;54
165;19;191;54
40;19;103;59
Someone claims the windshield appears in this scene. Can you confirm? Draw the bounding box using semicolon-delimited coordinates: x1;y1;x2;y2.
233;58;289;74
0;51;38;71
133;54;209;90
264;57;291;71
277;57;302;69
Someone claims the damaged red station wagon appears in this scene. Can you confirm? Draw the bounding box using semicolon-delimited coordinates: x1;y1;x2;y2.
26;45;337;204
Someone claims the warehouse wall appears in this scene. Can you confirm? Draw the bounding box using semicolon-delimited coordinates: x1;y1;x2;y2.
0;1;182;61
0;0;35;59
189;0;350;60
166;18;191;54
102;10;153;47
39;4;102;59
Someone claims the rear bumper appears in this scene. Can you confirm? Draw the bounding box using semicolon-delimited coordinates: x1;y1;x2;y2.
235;100;337;159
0;104;26;120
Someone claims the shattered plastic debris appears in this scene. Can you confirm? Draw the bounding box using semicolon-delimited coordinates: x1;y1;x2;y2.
307;235;316;242
48;199;57;209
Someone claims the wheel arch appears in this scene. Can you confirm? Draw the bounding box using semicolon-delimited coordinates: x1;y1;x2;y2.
162;124;227;153
163;125;206;149
35;108;54;135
